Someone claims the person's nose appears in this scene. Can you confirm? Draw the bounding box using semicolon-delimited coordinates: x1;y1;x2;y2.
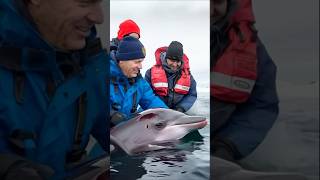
172;61;178;67
137;62;142;69
87;2;104;25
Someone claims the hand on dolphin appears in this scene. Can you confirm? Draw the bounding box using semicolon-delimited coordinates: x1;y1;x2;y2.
110;108;207;155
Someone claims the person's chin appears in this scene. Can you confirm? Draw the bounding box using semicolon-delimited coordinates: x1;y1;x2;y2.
129;73;138;78
64;38;86;50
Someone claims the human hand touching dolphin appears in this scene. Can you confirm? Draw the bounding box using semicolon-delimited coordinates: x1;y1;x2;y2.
110;108;207;155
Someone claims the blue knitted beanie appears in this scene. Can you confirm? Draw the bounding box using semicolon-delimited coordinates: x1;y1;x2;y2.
116;36;146;61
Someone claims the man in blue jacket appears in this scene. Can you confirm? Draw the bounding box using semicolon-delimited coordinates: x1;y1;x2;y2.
211;0;279;161
110;36;168;126
0;0;108;179
145;41;197;113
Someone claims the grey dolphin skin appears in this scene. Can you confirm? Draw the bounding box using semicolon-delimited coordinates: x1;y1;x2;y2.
212;156;308;180
110;108;207;155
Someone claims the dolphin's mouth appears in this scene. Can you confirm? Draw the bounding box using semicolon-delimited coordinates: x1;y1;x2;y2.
173;118;207;129
131;141;178;154
149;141;177;148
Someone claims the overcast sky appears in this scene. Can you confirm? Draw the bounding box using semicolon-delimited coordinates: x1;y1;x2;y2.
108;0;319;88
110;0;210;88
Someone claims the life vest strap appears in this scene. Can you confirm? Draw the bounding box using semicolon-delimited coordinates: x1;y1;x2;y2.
212;71;255;93
153;82;168;88
174;84;190;92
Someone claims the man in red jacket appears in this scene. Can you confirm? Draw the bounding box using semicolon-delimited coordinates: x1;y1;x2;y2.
211;0;279;162
145;41;198;113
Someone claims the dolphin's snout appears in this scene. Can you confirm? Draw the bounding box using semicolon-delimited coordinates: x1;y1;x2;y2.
174;116;207;125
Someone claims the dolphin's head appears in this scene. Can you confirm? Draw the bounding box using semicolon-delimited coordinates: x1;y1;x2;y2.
110;108;207;155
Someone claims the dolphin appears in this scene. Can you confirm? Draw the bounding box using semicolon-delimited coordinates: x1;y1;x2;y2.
110;108;207;155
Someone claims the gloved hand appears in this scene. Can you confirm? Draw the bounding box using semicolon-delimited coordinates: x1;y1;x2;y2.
174;107;185;113
4;160;54;180
110;111;127;126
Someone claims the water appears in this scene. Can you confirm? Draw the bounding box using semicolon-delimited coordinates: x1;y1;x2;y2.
110;91;210;180
240;82;319;180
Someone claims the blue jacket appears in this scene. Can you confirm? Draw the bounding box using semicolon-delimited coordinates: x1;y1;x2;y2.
144;54;197;112
0;0;108;179
110;57;168;121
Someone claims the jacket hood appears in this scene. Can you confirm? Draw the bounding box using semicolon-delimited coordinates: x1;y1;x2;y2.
110;57;124;76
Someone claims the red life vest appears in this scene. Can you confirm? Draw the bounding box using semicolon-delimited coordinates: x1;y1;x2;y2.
211;0;258;103
151;47;191;96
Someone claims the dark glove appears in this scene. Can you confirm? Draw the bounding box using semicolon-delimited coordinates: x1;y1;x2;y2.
1;154;54;180
174;107;185;113
110;111;127;126
212;138;239;162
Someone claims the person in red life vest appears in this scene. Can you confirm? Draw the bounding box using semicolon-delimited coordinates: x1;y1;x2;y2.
211;0;279;162
110;19;140;53
145;41;197;113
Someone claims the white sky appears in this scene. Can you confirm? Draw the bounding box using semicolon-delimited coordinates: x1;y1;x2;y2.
110;0;210;88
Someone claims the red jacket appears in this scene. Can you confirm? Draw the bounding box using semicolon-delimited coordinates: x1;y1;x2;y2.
151;47;191;96
211;0;258;103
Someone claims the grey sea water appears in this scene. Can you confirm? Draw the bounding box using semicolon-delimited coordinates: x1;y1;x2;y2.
240;82;319;180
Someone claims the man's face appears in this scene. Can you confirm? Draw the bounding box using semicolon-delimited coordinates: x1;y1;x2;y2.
28;0;104;50
211;0;228;23
119;59;143;78
167;58;182;71
128;33;140;39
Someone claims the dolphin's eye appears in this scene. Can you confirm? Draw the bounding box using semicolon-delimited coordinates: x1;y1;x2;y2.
154;122;165;129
